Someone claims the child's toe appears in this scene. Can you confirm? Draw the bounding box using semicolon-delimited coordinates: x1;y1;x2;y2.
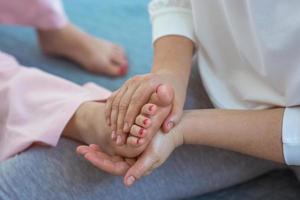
141;103;157;115
135;115;151;128
127;136;140;147
130;125;147;138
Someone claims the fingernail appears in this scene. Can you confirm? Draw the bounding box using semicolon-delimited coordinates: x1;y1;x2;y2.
168;121;174;129
111;131;116;140
127;176;135;186
116;135;122;144
123;122;129;132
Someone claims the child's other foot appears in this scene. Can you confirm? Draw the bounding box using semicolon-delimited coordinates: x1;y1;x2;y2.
37;23;128;76
126;84;174;147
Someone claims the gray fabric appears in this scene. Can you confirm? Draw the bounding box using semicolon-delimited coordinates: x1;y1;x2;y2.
194;170;300;200
0;138;278;200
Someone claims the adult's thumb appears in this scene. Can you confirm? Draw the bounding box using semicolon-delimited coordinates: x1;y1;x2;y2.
162;104;183;133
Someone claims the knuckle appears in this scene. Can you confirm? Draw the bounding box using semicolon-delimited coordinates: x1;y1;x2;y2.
117;116;124;125
118;102;129;112
130;76;141;84
148;79;157;89
130;97;140;107
111;102;119;110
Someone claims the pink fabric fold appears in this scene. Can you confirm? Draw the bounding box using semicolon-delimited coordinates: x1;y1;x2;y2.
0;52;111;162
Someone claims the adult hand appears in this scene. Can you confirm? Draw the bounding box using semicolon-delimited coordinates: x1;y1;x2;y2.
77;144;135;176
77;126;183;186
105;72;185;145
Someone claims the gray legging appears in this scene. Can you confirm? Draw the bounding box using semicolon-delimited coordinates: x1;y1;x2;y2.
0;138;280;200
0;66;297;200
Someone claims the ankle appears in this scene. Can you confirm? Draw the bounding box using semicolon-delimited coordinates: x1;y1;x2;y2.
37;23;71;49
73;101;99;143
62;102;94;142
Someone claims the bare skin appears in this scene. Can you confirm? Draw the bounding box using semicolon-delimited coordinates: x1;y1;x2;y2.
105;36;195;146
63;101;144;158
64;85;174;160
38;23;128;76
78;106;285;186
111;84;174;147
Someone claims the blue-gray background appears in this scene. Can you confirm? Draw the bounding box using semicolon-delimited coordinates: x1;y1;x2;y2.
0;0;300;199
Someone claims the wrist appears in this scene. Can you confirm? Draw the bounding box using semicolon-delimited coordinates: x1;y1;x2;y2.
152;66;189;82
179;110;206;146
170;119;184;148
152;70;189;99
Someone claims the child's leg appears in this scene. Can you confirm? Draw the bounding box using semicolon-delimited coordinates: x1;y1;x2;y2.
0;0;128;76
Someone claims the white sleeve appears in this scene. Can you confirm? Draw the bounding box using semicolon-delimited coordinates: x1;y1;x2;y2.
282;107;300;165
149;0;196;44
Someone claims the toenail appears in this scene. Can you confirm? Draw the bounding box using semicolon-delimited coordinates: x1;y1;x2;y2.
111;132;116;140
143;119;149;125
139;128;144;136
156;84;163;94
118;65;128;75
149;105;154;111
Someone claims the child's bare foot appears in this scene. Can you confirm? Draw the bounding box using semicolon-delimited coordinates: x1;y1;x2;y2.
74;101;146;158
126;84;174;147
37;23;128;76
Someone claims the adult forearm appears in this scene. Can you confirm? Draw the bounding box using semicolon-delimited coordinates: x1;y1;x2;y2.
152;35;194;87
181;108;285;163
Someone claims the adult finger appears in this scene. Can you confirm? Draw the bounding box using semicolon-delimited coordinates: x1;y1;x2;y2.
162;100;183;133
105;91;118;127
116;81;140;143
123;153;157;187
123;81;162;133
109;87;128;143
82;148;130;176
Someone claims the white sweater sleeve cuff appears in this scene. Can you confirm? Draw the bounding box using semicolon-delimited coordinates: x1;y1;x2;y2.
282;107;300;165
151;8;197;44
